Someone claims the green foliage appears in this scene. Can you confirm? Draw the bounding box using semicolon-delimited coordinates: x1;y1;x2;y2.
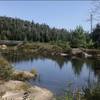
50;40;70;51
18;42;64;54
56;41;70;50
91;24;100;48
30;68;37;75
0;16;99;48
0;57;13;80
86;38;94;49
71;26;87;48
56;82;81;100
0;16;70;43
83;85;100;100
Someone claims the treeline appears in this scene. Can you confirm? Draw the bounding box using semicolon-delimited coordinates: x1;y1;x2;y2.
0;16;100;48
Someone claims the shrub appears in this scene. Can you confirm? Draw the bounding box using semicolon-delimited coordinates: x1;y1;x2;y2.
30;69;37;75
83;85;100;100
0;57;13;81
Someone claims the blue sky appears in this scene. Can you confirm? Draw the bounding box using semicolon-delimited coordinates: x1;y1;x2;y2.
0;1;95;31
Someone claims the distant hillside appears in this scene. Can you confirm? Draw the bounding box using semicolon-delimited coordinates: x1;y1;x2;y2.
0;16;93;48
0;16;70;42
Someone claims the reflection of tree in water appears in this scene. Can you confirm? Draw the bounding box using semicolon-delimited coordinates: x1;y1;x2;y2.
2;52;69;69
85;59;100;85
2;52;47;63
86;59;100;72
90;60;100;83
71;58;84;76
49;56;69;69
85;59;100;69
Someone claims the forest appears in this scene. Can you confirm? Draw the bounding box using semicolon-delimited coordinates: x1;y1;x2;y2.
0;16;100;48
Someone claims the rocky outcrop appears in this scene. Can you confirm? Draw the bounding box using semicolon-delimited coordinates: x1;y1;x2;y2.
1;80;53;100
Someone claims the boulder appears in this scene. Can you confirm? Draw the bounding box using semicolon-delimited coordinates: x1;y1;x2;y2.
1;80;53;100
0;45;7;50
71;48;82;55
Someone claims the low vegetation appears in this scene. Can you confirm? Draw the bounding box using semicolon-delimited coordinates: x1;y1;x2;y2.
18;42;64;53
56;83;100;100
30;68;37;75
12;70;37;81
0;57;13;81
83;84;100;100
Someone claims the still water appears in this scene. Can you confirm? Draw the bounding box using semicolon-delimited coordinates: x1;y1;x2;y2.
3;54;100;95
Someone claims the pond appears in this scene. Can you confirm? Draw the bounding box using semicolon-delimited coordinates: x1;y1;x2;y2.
3;53;100;96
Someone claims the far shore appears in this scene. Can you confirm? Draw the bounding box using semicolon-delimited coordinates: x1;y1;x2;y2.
0;42;100;59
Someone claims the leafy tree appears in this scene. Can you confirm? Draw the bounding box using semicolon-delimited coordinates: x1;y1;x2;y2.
91;24;100;48
71;26;87;48
85;33;94;48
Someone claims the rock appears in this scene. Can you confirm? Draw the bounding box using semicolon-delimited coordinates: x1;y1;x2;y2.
0;85;6;97
4;80;30;91
13;70;36;81
60;53;68;57
2;91;25;100
71;48;82;55
30;86;53;100
82;52;92;58
1;80;53;100
0;45;7;50
71;48;92;58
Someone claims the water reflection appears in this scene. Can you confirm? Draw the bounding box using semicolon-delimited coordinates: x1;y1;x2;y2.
2;52;100;77
71;58;84;75
2;52;100;95
2;52;69;69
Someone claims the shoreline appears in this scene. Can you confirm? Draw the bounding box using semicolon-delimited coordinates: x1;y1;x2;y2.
0;56;54;100
0;42;100;59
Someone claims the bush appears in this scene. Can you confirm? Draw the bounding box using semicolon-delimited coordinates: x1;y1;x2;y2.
30;69;37;75
83;85;100;100
0;57;13;80
50;41;70;50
